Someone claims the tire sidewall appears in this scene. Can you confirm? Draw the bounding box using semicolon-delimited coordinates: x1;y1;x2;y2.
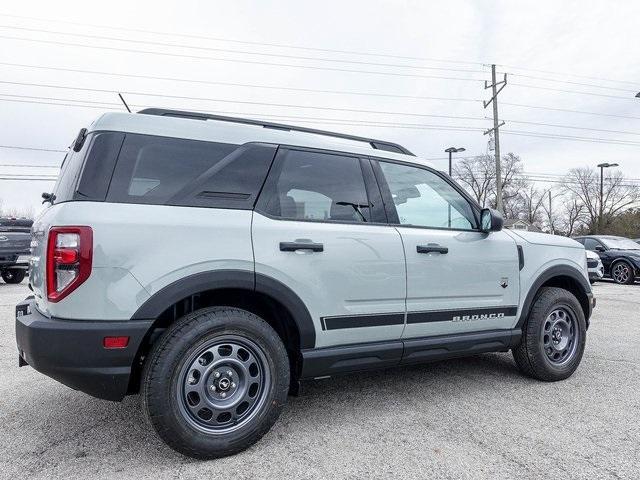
526;288;587;380
143;308;290;458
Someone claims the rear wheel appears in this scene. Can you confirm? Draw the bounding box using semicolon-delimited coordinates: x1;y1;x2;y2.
1;269;26;284
611;260;634;284
512;287;586;381
142;307;290;459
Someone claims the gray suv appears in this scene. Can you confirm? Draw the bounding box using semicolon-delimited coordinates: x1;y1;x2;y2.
16;109;594;459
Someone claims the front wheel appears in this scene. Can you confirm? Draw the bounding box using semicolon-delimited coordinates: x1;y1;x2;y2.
512;287;586;381
1;269;26;284
142;307;290;459
611;260;634;285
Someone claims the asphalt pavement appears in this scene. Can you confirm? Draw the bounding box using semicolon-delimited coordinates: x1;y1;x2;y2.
0;280;638;479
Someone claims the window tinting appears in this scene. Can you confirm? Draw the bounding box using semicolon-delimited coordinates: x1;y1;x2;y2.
76;132;125;201
379;161;476;230
262;149;371;222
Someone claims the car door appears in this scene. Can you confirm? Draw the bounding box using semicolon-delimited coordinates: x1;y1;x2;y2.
371;158;520;340
252;147;407;349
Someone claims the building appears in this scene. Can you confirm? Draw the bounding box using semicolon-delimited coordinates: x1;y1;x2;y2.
504;219;542;232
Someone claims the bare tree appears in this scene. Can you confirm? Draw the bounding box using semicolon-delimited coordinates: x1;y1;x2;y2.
518;184;547;226
562;167;640;234
453;152;527;214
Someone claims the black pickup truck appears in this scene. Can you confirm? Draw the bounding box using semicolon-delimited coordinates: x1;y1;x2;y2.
0;217;32;284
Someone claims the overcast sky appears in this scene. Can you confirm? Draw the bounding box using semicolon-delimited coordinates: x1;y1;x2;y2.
1;0;639;215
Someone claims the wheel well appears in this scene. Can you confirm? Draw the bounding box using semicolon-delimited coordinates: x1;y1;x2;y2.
128;288;302;395
539;275;590;320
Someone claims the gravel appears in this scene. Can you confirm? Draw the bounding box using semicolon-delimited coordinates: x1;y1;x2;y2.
0;281;638;479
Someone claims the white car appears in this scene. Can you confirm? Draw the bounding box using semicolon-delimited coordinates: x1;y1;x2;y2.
586;249;604;284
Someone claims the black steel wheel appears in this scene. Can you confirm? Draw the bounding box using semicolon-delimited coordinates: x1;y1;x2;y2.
177;335;270;434
142;307;290;459
611;261;634;285
513;287;586;381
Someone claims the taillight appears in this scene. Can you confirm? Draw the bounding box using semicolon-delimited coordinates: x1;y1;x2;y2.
46;226;93;302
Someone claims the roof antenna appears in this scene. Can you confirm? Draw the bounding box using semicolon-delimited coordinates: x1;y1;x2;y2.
118;93;131;113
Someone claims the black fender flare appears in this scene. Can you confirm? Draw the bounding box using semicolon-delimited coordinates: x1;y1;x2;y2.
516;264;593;329
131;269;316;349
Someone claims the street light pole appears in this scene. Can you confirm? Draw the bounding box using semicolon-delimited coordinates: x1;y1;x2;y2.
445;147;465;227
596;162;619;233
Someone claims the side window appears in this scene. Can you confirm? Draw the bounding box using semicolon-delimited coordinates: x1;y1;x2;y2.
106;134;274;209
378;161;476;230
260;149;371;223
583;238;600;251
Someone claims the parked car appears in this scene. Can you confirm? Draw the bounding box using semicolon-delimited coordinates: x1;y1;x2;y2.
574;235;640;284
585;249;604;284
0;217;32;284
16;109;594;459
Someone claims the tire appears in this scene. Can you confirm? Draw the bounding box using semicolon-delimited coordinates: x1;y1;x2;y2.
611;260;635;285
1;269;26;284
512;287;586;382
142;307;290;459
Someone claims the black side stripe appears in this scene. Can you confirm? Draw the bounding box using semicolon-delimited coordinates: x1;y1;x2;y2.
322;313;404;331
321;307;519;330
407;306;518;324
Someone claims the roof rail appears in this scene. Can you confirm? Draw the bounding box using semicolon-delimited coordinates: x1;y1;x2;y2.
138;108;414;156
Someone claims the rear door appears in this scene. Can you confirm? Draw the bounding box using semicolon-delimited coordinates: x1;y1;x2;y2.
252;147;406;349
371;158;520;340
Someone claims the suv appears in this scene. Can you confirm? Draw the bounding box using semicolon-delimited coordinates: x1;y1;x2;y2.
16;109;594;459
574;235;640;284
0;217;32;284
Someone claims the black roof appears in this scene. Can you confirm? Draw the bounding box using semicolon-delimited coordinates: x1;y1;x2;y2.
139;108;415;156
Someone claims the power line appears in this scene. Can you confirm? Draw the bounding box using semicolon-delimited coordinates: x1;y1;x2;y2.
0;144;66;153
0;13;485;66
10;80;640;136
0;24;487;75
0;62;481;103
510;82;638;101
0;164;59;168
6;24;639;97
0;91;492;122
0;34;487;83
498;63;640;87
4;96;640;149
501;102;640;121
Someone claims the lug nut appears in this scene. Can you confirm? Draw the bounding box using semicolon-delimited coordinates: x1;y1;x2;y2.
221;392;226;398
210;385;216;391
227;371;233;376
231;382;236;388
214;372;221;378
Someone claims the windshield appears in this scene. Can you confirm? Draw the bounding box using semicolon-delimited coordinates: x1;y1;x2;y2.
601;237;640;250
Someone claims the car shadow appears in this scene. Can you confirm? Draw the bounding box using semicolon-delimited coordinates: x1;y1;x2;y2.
12;352;526;466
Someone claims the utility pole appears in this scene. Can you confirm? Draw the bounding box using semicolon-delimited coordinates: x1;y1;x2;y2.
483;65;507;214
596;162;619;234
548;190;554;234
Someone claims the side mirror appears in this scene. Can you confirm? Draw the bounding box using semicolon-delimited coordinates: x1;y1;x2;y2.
594;245;605;252
480;208;504;233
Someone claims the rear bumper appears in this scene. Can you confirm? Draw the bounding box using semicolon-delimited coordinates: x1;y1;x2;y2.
0;253;30;269
15;297;152;401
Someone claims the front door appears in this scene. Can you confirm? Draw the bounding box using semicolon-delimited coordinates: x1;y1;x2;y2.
252;147;406;349
372;159;520;339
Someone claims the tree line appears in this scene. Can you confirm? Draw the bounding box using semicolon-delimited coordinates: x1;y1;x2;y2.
452;153;640;238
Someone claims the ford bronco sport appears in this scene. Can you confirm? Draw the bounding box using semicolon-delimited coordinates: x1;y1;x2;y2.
16;109;594;459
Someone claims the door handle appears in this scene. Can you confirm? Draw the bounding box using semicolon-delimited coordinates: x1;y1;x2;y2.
279;241;324;252
416;244;448;254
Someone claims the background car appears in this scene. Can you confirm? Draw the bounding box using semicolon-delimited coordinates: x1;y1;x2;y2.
574;235;640;285
585;249;604;284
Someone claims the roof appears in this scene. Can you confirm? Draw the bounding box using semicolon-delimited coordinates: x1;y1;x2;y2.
89;110;434;169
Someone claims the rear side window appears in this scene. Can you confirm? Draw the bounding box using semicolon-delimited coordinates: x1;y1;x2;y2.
106;134;275;209
583;238;601;251
258;149;371;222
